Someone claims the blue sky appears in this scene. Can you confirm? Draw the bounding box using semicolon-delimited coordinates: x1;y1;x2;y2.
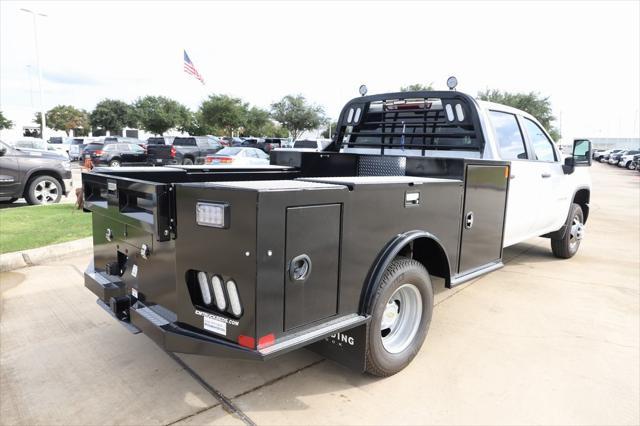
1;0;639;141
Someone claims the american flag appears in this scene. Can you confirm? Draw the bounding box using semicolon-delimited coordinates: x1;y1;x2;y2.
184;50;205;85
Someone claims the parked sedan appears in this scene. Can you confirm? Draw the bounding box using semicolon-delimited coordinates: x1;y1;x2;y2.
92;143;148;167
204;147;270;165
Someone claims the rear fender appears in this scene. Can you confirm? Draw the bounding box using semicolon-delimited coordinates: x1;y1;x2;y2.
359;230;451;313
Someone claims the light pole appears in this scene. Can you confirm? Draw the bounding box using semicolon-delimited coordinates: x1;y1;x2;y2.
20;8;47;140
26;65;34;108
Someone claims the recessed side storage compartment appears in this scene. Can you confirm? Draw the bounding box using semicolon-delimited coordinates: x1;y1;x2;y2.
285;204;341;330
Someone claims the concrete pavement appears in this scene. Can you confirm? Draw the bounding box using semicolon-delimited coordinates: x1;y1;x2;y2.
1;163;638;425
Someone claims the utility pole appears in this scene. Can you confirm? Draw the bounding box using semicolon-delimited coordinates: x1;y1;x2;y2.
21;8;47;140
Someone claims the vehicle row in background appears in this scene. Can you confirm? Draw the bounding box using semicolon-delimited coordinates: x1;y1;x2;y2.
593;148;640;170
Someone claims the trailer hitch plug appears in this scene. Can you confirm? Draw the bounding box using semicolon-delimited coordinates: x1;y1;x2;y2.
109;295;131;321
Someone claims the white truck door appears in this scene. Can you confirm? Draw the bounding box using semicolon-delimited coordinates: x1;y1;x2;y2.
520;117;567;234
487;110;540;247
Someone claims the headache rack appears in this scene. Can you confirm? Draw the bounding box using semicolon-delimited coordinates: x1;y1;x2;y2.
330;91;485;155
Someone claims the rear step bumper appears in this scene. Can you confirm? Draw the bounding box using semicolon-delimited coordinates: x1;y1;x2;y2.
85;263;369;361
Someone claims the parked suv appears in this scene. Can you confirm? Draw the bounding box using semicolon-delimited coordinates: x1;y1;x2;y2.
608;150;634;165
616;150;640;169
93;143;148;167
0;140;72;204
600;149;623;162
80;142;106;164
104;136;146;149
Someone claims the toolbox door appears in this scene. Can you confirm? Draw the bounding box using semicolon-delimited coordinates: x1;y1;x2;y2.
285;204;341;330
458;165;509;274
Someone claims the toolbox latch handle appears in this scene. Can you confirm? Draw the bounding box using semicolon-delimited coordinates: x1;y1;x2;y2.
288;254;312;283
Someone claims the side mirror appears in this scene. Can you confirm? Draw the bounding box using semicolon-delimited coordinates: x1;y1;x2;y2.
563;139;592;174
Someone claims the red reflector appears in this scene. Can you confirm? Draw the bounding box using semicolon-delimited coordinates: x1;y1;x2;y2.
258;333;275;348
238;335;255;349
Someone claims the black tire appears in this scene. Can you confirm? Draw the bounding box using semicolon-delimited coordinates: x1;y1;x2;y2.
365;257;433;377
182;157;194;165
25;175;62;205
551;203;584;259
627;162;636;170
599;158;606;163
0;198;18;204
109;158;121;167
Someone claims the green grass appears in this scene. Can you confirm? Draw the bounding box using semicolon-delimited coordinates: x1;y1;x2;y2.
0;204;92;254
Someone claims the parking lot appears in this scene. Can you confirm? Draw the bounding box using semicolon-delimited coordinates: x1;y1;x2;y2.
0;162;638;425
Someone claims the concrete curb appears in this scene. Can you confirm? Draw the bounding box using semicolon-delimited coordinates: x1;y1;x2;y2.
0;237;92;272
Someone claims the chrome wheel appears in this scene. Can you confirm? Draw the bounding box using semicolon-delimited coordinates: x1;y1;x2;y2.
33;179;59;204
109;160;121;167
380;283;422;354
569;215;585;250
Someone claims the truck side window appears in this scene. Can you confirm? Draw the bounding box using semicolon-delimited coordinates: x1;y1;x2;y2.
522;118;557;162
489;111;527;160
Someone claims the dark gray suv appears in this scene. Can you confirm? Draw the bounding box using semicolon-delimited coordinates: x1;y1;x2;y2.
0;141;73;205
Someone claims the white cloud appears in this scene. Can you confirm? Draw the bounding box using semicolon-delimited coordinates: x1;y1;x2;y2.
1;0;638;141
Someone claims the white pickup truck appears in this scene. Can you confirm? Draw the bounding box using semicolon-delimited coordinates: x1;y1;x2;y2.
82;88;592;377
340;94;592;259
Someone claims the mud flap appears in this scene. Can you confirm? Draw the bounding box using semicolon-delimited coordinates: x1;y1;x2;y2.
307;322;369;372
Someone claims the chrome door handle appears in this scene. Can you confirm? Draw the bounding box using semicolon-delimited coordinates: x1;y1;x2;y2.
541;173;551;178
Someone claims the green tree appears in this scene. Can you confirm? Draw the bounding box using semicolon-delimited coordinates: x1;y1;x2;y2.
36;105;90;135
134;96;192;135
400;83;433;92
241;106;270;137
262;121;289;138
90;99;137;133
0;111;13;130
270;95;326;141
180;110;206;135
477;89;561;140
198;94;248;136
321;121;338;139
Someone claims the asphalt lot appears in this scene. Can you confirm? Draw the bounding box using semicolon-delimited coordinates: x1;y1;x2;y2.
1;162;638;425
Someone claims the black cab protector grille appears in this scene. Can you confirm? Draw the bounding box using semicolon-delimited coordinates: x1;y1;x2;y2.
330;91;485;155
